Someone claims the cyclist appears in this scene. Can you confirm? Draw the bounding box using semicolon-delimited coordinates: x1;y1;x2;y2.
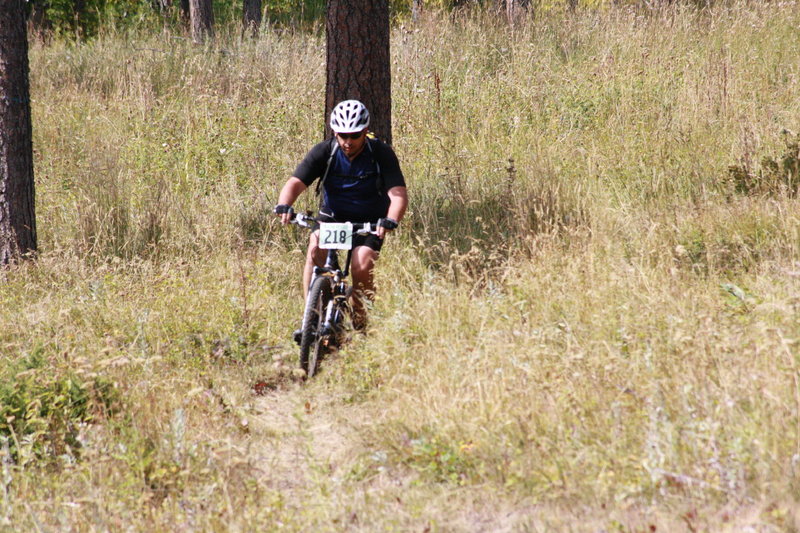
274;100;408;340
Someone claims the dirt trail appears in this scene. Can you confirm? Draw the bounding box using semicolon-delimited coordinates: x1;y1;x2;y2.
246;371;533;531
251;382;362;495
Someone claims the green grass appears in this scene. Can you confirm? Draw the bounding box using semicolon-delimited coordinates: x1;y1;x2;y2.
3;2;800;530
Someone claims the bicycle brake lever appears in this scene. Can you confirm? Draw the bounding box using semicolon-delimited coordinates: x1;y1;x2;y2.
293;212;313;227
354;223;376;236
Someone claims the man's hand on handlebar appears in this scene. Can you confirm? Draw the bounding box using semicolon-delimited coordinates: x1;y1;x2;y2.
275;208;398;237
376;217;399;239
274;204;294;225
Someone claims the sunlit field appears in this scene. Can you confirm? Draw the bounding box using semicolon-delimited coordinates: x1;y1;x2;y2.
2;2;799;529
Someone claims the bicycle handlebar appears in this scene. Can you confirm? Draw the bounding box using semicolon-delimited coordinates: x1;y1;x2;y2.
289;211;378;236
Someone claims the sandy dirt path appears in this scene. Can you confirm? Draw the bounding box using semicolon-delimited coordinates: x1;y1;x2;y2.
251;382;363;495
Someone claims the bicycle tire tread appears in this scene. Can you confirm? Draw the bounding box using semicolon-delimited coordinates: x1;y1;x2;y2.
299;276;332;378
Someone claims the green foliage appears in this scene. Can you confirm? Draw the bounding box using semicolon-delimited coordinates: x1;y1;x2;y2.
262;0;325;26
673;206;789;276
0;352;120;463
27;0;544;40
400;432;475;485
31;0;162;38
28;0;413;38
35;0;104;37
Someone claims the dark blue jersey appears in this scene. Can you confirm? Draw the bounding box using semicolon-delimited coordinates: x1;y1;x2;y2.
293;138;405;223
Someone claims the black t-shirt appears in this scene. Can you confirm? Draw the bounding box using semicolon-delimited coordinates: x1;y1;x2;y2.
292;138;405;223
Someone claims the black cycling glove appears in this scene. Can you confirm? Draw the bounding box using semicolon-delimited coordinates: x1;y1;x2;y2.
274;204;294;215
377;217;399;231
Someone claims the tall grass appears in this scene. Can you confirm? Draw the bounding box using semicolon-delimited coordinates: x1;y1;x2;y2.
2;2;799;529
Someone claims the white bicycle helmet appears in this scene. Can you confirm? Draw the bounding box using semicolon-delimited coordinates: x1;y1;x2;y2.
330;100;370;134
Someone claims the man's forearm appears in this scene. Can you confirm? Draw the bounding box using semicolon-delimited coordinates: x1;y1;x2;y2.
386;186;408;223
278;177;308;206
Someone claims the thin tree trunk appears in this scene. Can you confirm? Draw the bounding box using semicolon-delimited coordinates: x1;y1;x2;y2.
412;0;422;22
27;0;52;35
243;0;262;37
0;0;37;264
180;0;191;28
499;0;531;24
73;0;85;36
326;0;392;144
189;0;214;43
150;0;166;11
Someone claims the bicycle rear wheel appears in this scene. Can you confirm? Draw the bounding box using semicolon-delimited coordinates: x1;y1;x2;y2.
299;276;332;378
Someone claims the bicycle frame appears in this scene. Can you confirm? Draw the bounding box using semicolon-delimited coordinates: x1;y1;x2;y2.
309;248;351;338
295;213;375;340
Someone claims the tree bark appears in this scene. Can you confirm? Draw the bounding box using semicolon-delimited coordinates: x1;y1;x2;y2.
0;0;37;265
189;0;214;43
325;0;392;145
243;0;262;37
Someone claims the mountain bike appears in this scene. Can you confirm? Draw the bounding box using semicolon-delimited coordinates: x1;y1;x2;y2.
290;212;378;378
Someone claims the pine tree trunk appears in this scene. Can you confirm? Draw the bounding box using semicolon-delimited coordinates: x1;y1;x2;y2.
325;0;392;145
189;0;214;43
0;0;37;265
243;0;262;37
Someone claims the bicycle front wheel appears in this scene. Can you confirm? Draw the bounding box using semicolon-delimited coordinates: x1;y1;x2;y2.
299;276;332;378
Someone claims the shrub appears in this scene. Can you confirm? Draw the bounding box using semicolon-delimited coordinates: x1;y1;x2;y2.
728;131;800;197
0;353;120;464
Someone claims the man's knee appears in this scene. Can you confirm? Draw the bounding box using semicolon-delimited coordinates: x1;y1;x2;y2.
306;233;324;266
351;261;370;278
351;249;377;280
305;246;318;263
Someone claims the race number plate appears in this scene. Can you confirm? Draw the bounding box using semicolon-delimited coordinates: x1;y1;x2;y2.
318;222;353;250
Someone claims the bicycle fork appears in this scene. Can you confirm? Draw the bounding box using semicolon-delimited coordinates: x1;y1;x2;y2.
321;281;350;337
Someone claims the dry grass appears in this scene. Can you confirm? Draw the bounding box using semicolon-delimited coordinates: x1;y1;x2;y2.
2;2;800;530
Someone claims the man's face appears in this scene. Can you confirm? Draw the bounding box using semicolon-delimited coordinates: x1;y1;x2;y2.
335;129;367;158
